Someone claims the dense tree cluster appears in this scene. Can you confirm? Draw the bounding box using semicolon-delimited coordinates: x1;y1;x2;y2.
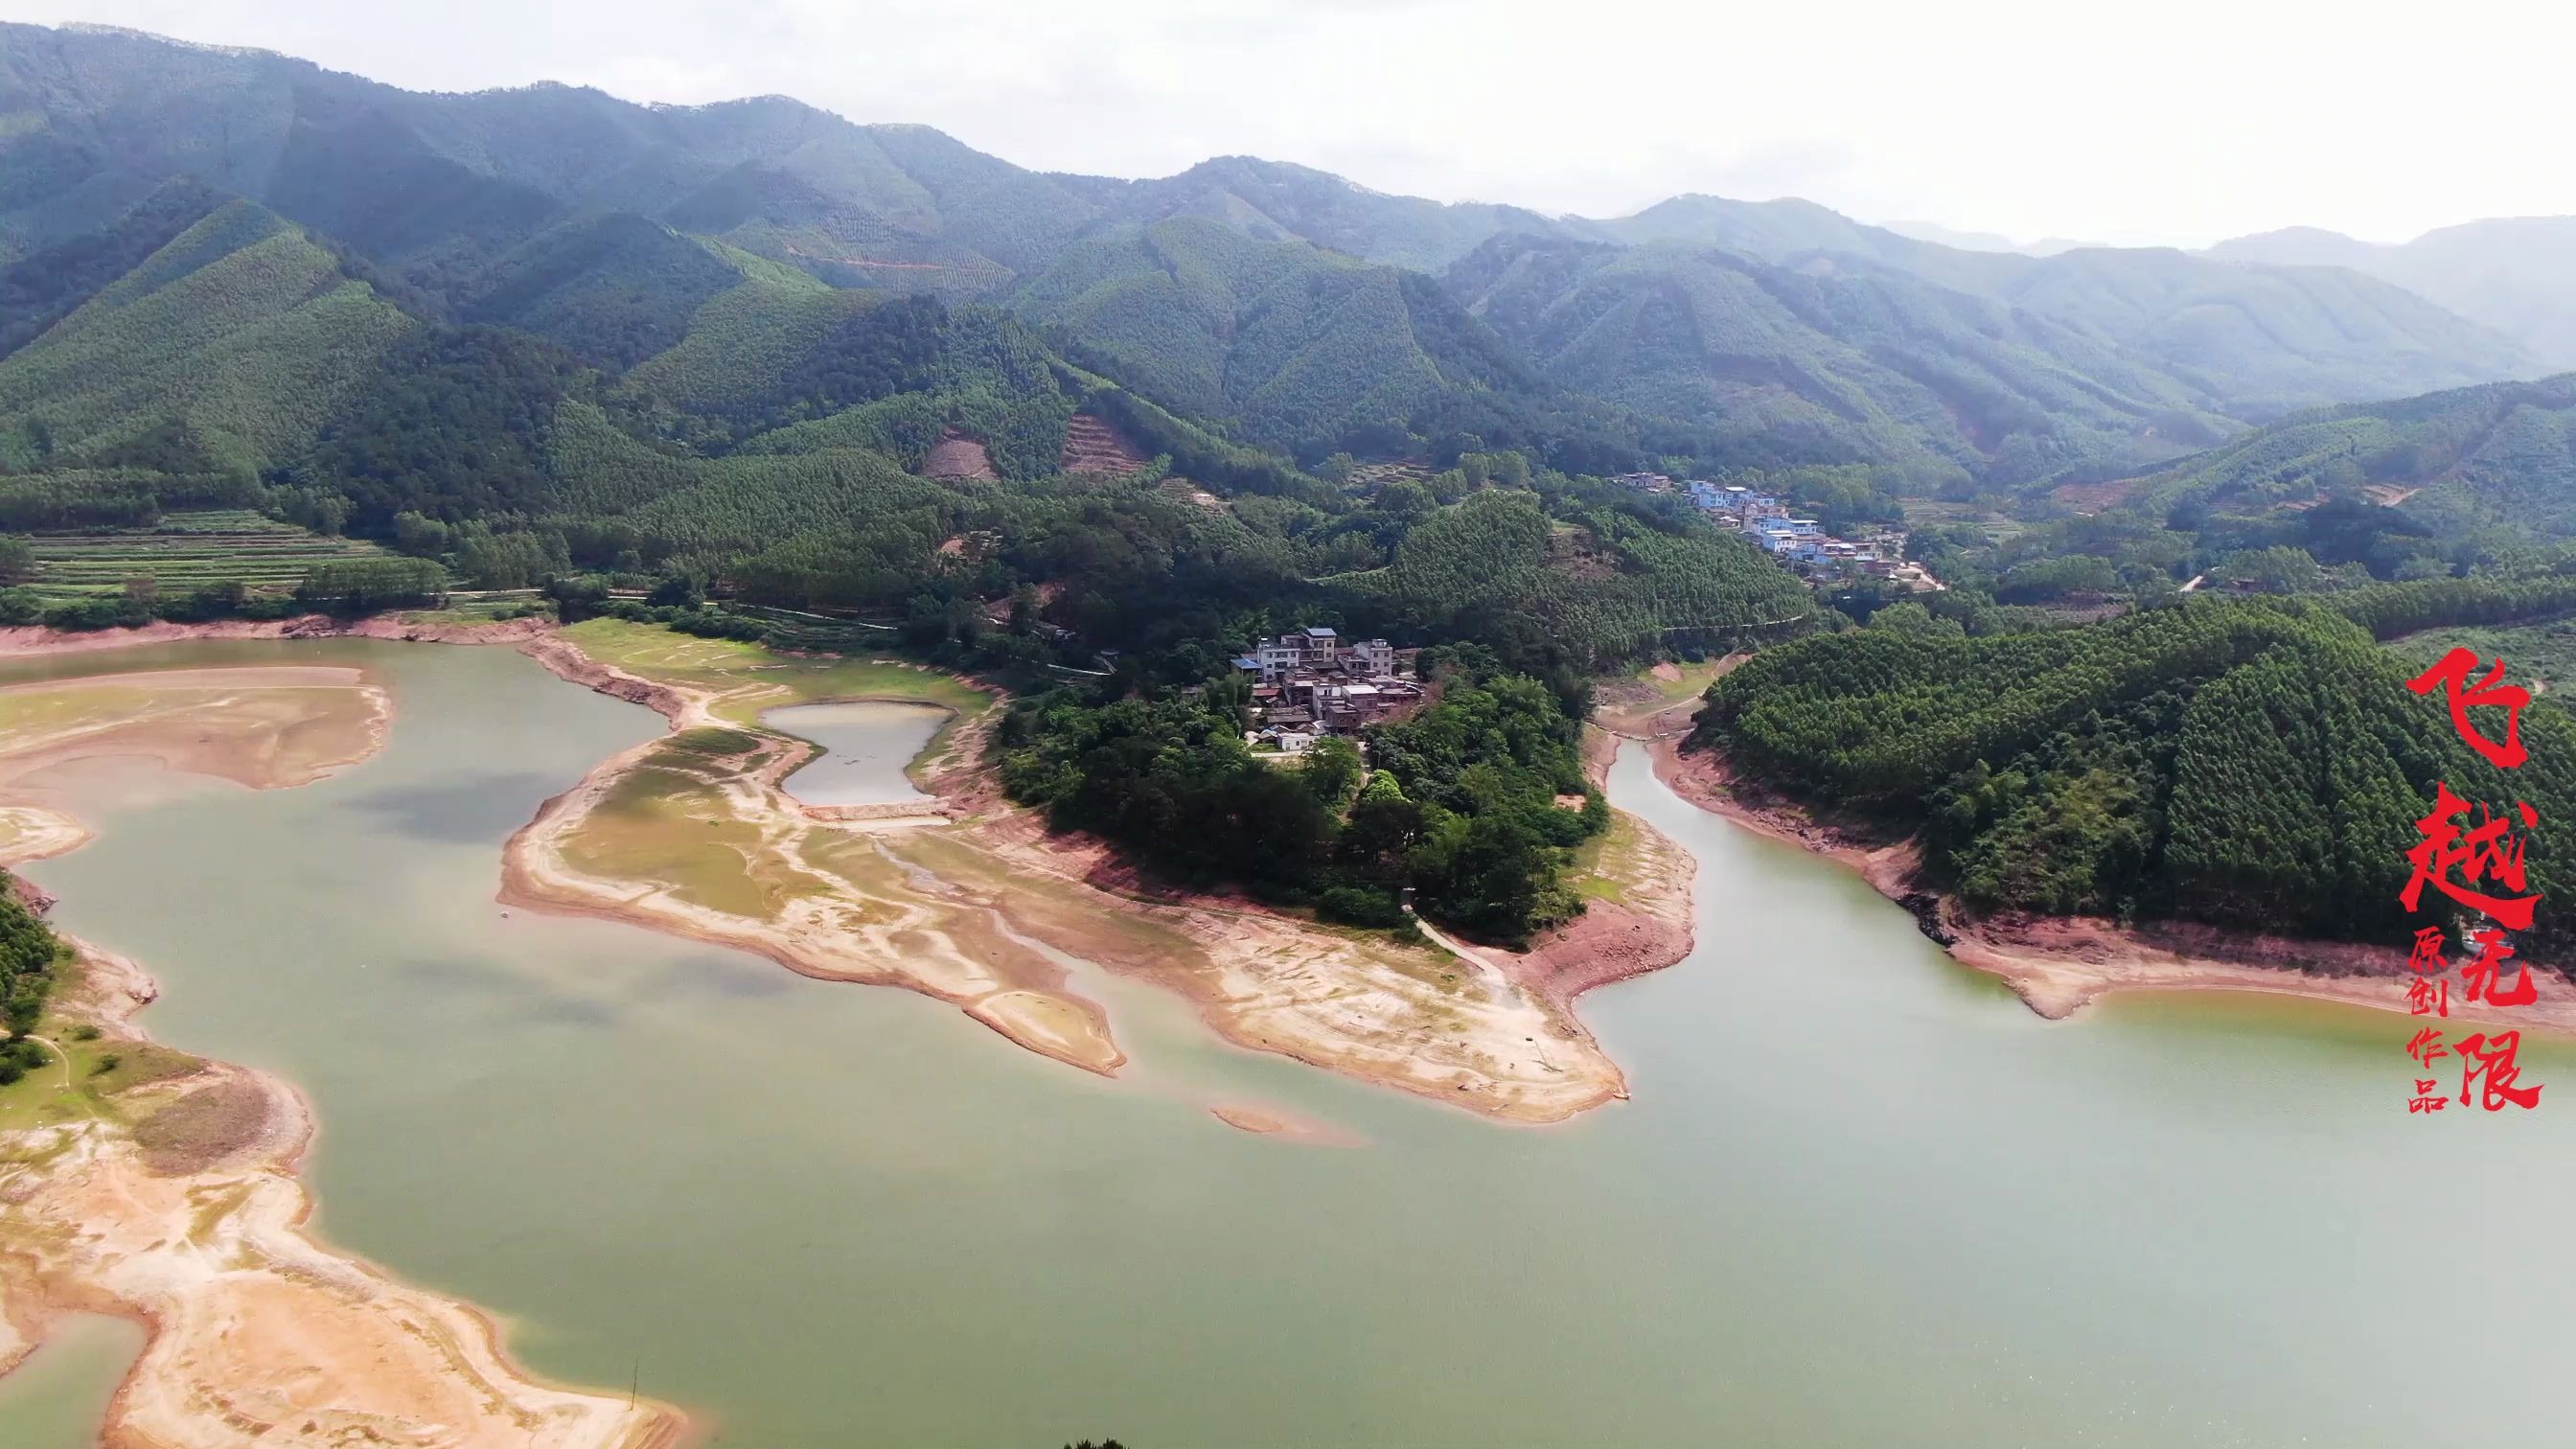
1693;595;2576;956
997;649;1602;944
0;871;63;1066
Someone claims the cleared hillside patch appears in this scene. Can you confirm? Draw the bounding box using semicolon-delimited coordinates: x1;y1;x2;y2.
12;511;421;601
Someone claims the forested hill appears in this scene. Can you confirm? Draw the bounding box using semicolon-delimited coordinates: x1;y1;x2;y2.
1447;229;2539;484
0;135;1812;683
2106;375;2576;551
0;195;416;475
1444;234;2240;487
1;22;2546;491
1012;218;1772;468
1688;593;2576;962
2211;218;2576;371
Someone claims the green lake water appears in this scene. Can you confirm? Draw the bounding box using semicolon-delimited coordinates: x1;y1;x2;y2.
0;1316;142;1443
763;701;944;807
6;638;2569;1447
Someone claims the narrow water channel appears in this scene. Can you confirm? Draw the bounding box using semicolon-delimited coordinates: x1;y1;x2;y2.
9;639;2569;1447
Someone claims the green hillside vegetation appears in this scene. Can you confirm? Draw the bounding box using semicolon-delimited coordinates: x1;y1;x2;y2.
0;177;221;358
618;251;870;419
1016;218;1784;473
1580;197;2539;418
723;299;1076;476
1446;235;2240;486
1016;218;1534;462
457;212;747;369
1840;371;2576;635
1690;594;2576;958
1;21;2543;506
2122;375;2576;550
2386;614;2576;709
0;199;412;474
7;510;410;603
1;867;63;1053
1333;487;1815;668
1059;155;1570;274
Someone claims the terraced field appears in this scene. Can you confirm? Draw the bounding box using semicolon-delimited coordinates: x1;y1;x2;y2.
13;511;426;600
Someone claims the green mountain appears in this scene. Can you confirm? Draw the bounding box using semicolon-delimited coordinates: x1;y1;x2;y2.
1055;156;1569;274
2118;374;2576;540
1531;202;2537;410
0;196;413;474
1582;196;2534;408
0;22;1095;297
5;24;2534;479
1447;218;2542;485
0;19;2550;498
2210;218;2576;371
1445;234;2242;486
1688;593;2576;960
1014;218;1564;461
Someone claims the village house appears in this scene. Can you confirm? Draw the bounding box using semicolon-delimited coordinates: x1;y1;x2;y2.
1243;627;1406;685
1236;625;1426;745
1670;481;1944;590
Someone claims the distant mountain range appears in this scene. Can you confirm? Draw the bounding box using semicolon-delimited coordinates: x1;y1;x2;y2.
0;20;2560;486
2208;219;2576;371
1877;220;2094;257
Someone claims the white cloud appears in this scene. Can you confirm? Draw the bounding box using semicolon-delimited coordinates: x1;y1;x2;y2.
9;0;2572;244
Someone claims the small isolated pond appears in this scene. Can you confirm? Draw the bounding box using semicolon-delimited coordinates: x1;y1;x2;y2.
0;1314;144;1448
762;701;947;807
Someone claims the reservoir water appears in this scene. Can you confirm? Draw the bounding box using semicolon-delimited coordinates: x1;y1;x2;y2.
764;700;946;807
0;1316;142;1443
10;638;2571;1447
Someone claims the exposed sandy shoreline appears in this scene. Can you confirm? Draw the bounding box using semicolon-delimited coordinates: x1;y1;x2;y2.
1649;735;2576;1035
0;649;687;1449
512;626;1695;1123
501;635;1129;1076
7;620;1709;1122
0;613;554;657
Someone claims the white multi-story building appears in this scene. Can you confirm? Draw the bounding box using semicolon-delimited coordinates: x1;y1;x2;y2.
1249;627;1402;683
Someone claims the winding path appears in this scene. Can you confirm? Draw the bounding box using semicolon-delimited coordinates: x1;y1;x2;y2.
22;1033;71;1091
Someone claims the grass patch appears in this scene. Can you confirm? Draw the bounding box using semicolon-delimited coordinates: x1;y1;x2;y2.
1640;659;1727;702
1572;811;1649;905
0;957;201;1132
665;726;762;758
558;618;992;725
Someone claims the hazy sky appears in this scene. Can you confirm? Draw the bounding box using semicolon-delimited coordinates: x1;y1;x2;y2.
11;0;2572;245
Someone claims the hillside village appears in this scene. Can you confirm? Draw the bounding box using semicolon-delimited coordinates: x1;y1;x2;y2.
1611;472;1944;589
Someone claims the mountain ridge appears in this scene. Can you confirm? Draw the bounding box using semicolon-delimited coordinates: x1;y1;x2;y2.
0;19;2553;488
2207;217;2576;369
